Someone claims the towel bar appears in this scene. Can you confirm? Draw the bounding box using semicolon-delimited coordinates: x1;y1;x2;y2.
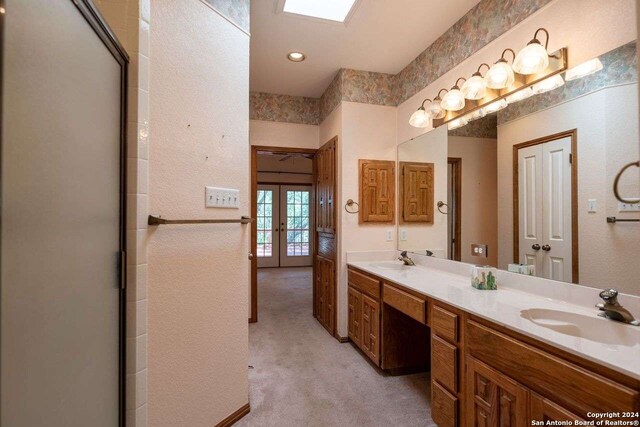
148;215;253;225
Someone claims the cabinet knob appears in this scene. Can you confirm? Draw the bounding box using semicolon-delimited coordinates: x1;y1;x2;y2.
542;244;551;251
532;244;540;250
248;253;254;260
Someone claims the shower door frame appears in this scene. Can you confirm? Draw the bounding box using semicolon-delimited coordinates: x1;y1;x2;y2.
0;0;129;424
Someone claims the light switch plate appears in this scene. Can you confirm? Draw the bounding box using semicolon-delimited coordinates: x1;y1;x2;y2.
471;243;488;258
205;186;240;209
618;201;640;212
588;199;597;213
386;230;393;242
400;230;407;241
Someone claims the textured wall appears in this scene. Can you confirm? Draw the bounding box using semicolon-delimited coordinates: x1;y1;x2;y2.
148;1;249;426
250;92;320;125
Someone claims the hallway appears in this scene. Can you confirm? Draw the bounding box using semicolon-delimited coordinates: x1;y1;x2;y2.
237;268;434;427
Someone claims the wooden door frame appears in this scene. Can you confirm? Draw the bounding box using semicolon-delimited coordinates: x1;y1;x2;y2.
448;158;462;262
250;145;317;323
512;129;578;283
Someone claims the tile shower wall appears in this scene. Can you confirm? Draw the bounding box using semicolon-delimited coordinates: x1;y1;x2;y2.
93;1;150;426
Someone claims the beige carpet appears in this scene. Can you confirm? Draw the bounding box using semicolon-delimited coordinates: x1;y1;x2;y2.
236;267;435;427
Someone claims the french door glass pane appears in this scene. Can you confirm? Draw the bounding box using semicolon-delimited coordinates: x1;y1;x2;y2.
286;190;310;257
257;190;274;257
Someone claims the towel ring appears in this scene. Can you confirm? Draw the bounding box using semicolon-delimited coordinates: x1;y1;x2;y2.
437;201;448;214
345;199;359;214
613;160;640;204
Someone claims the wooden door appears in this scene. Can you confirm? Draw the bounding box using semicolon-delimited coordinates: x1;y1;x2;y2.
401;162;434;223
517;144;544;275
466;357;528;427
530;393;583;423
316;148;325;232
348;286;362;348
359;159;395;223
361;293;380;364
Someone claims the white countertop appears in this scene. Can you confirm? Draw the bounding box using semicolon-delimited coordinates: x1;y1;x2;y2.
347;259;640;380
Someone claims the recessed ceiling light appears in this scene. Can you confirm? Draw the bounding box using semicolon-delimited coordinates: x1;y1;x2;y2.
282;0;359;23
287;51;306;62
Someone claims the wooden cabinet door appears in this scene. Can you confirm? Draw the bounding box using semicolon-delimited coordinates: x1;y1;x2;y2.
466;357;528;427
347;286;362;347
400;162;434;223
530;393;583;423
316;138;336;234
315;256;335;334
316;149;325;232
359;159;395;223
361;293;380;364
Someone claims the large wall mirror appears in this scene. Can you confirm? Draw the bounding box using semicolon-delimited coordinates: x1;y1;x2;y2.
397;40;639;295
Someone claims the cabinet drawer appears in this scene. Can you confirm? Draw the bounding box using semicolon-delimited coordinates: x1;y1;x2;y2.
348;268;380;299
466;320;639;415
432;335;457;393
383;284;425;323
431;380;457;427
432;305;458;343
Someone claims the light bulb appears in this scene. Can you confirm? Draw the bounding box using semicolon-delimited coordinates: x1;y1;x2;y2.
461;75;487;100
565;58;603;81
409;108;431;128
513;42;549;75
468;108;486;121
532;74;564;94
447;117;468;130
506;87;534;103
484;98;508;114
485;61;515;89
428;100;446;119
441;89;465;111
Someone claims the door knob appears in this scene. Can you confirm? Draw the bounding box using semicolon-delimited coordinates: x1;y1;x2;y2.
542;244;551;251
531;244;541;250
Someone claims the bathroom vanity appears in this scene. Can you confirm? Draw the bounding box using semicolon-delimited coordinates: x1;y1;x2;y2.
346;259;640;426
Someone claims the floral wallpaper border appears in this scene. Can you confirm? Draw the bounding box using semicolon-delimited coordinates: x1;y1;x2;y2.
449;115;498;138
202;0;250;33
498;41;637;124
250;92;320;125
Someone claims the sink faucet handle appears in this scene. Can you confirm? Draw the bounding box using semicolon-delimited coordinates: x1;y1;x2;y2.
599;289;619;305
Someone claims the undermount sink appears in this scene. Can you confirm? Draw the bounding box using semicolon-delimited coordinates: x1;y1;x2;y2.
520;308;639;347
369;262;409;271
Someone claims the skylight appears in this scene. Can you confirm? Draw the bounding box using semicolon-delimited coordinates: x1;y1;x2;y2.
282;0;359;23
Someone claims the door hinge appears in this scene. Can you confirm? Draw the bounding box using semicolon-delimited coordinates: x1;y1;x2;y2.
120;250;126;290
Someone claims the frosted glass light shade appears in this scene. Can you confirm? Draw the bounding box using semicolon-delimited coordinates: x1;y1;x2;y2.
565;58;603;81
485;61;515;89
441;89;465;111
532;74;564;94
461;75;486;100
506;86;534;103
513;43;549;75
447;116;468;130
409;108;431;128
484;98;508;114
468;108;486;121
428;100;446;119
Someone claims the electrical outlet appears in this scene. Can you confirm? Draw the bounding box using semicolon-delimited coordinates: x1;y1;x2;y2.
400;230;407;241
471;243;488;258
618;201;640;212
386;230;393;242
205;186;240;209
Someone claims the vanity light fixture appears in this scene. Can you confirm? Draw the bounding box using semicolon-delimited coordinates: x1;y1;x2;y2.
506;86;534;103
427;89;448;120
485;49;516;89
532;74;565;94
565;58;603;81
409;99;432;128
287;51;306;62
483;98;508;114
513;28;551;75
462;64;490;100
441;78;467;111
468;107;486;121
447;116;468;130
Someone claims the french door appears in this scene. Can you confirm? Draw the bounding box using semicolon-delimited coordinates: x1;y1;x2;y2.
257;184;312;268
518;136;573;282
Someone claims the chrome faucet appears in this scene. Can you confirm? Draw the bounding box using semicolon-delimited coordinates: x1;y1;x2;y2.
596;289;640;326
398;251;415;266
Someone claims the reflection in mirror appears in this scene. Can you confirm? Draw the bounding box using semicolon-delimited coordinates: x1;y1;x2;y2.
398;41;640;294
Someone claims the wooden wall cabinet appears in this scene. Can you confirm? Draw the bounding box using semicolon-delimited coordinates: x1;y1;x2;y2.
316;138;336;234
400;162;434;223
359;159;395;223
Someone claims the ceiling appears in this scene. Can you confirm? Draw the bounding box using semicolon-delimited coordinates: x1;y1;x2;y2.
250;0;482;98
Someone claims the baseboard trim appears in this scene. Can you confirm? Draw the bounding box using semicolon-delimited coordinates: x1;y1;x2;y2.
215;403;250;427
336;335;350;343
